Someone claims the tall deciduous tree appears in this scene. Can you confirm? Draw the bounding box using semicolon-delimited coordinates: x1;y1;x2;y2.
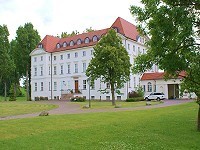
0;25;15;101
130;0;200;131
86;29;131;106
15;23;40;101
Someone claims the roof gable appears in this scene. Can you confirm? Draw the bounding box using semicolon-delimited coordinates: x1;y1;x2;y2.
141;72;186;80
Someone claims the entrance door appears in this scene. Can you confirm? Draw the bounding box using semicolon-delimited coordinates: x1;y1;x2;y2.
75;80;79;93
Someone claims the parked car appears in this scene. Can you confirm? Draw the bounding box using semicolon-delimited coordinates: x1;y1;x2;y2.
144;92;165;101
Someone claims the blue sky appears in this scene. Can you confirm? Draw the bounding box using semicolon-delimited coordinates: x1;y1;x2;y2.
0;0;142;41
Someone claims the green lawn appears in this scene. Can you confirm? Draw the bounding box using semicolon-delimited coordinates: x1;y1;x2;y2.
75;100;160;109
0;101;58;117
0;102;199;149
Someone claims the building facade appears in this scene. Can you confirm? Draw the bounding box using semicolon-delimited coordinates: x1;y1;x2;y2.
30;17;157;101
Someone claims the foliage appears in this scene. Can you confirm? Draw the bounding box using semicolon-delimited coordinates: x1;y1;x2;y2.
86;29;131;106
129;86;144;98
60;30;79;38
15;23;40;100
0;24;15;100
70;97;86;102
0;103;199;149
126;97;144;102
9;83;16;101
130;0;200;130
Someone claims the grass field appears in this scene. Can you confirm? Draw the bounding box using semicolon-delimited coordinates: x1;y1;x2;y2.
0;101;58;117
0;102;199;149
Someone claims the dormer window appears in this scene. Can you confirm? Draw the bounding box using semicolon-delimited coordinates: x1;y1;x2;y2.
38;43;43;48
56;43;60;49
77;39;82;45
69;40;74;46
92;35;98;42
63;42;67;47
84;37;90;44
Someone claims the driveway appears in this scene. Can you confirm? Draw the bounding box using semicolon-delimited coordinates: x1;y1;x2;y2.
0;99;193;120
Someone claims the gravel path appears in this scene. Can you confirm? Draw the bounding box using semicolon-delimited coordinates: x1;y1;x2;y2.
0;99;193;120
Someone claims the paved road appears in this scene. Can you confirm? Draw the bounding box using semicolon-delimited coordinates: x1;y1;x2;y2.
0;99;193;120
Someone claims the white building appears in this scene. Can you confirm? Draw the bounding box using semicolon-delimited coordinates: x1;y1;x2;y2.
140;72;196;99
30;17;157;101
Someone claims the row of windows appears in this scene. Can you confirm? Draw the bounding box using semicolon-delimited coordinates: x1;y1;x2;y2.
33;50;94;63
34;63;87;76
56;35;98;49
127;44;145;54
34;80;114;93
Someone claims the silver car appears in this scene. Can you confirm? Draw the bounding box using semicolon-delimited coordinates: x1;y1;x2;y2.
144;92;165;101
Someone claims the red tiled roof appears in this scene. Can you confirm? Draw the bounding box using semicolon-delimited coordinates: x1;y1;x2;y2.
39;17;139;53
111;17;139;41
141;72;186;80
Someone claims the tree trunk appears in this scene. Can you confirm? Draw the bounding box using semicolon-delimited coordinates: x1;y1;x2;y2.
26;68;30;101
4;82;7;101
111;83;116;106
197;95;200;131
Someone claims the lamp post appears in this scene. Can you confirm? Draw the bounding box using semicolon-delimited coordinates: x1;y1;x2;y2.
87;78;91;108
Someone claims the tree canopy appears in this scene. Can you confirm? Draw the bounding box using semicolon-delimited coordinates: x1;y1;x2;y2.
130;0;200;130
86;29;131;106
15;22;40;100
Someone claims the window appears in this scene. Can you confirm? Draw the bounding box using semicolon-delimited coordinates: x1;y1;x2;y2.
40;66;43;76
133;77;136;88
83;80;87;90
69;40;74;46
117;96;121;100
49;82;51;91
91;96;95;100
54;56;56;61
67;53;70;59
143;85;146;92
60;55;63;60
63;42;67;47
54;82;57;91
91;50;94;55
54;66;57;75
84;37;90;43
38;44;43;48
106;96;110;100
60;65;63;74
41;56;43;61
128;44;130;50
34;83;37;91
143;49;145;54
128;80;131;88
92;35;98;42
147;82;152;92
34;57;37;62
133;45;135;52
83;51;86;56
154;85;156;92
138;47;141;54
41;82;43;91
56;43;60;49
34;67;37;76
67;64;70;74
77;39;81;45
106;83;110;89
91;82;95;90
75;52;78;58
75;64;78;73
48;66;51;75
49;56;51;61
82;62;86;72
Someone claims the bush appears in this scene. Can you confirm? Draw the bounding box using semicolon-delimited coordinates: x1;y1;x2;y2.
126;97;144;102
35;97;40;101
70;97;86;102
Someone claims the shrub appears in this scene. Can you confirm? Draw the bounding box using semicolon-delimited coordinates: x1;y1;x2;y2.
70;97;86;102
126;97;144;102
35;97;40;101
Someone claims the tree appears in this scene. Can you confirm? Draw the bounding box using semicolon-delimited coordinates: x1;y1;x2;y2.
60;30;79;38
83;27;95;33
86;29;131;106
15;23;40;101
0;25;15;101
130;0;200;131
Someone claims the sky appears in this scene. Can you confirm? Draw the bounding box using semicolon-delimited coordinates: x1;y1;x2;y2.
0;0;142;41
